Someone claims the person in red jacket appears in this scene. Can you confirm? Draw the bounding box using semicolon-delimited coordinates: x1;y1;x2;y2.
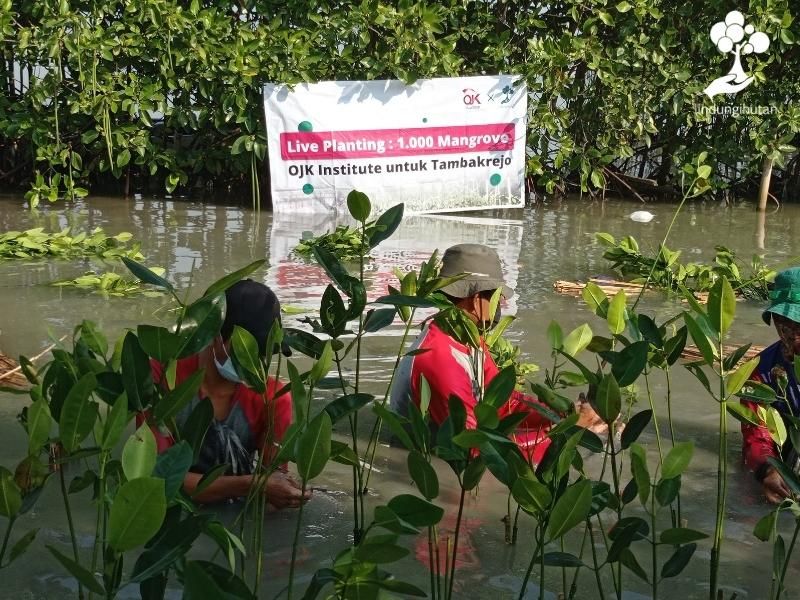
148;279;310;509
741;267;800;503
390;244;605;464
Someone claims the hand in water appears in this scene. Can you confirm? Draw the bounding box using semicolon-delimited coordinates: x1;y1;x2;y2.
265;470;312;510
762;467;792;504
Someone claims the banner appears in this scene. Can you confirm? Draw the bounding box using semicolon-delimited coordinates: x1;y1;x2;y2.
266;212;523;331
263;75;527;214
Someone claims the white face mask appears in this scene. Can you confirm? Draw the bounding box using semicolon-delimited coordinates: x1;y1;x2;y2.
213;343;242;384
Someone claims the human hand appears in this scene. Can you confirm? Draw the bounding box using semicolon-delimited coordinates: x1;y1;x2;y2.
762;467;792;504
264;470;312;510
575;394;610;435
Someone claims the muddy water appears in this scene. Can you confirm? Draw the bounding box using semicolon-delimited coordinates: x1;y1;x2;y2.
1;195;799;599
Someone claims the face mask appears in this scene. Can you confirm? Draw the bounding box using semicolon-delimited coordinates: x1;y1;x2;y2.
213;344;242;384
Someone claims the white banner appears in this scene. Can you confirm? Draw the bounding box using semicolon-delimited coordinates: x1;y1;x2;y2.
266;212;523;329
263;75;527;215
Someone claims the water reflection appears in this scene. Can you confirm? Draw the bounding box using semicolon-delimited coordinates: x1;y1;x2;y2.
1;195;800;598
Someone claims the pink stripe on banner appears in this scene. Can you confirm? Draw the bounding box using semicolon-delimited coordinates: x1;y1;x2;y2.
280;123;515;160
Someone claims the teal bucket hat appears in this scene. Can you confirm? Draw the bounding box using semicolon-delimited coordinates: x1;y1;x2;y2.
763;267;800;325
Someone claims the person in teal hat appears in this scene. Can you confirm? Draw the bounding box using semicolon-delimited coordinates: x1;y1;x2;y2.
741;267;800;503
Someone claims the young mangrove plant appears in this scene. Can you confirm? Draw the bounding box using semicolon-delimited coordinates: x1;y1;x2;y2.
50;267;166;297
0;227;143;261
7;258;277;599
596;233;776;300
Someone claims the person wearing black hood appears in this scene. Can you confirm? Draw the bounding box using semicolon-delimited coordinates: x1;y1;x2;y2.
147;279;310;509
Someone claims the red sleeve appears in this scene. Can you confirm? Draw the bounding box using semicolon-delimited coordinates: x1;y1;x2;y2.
741;373;778;473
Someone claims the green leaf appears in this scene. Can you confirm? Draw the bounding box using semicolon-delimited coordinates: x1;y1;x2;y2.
368;203;404;249
320;284;347;337
707;277;735;337
47;545;105;594
152;441;193;500
484;365;516;408
546;321;563;350
59;373;99;452
27;398;52;455
363;308;396;333
231;325;262;378
122;424;157;480
581;283;608;318
620;548;649;582
594;373;621;423
346;190;372;222
660;528;708;544
308;341;333;386
120;332;153;410
407;451;439;499
607;290;627;335
137;325;182;363
373;505;420;535
178;297;225;358
182;560;254;600
0;468;22;518
726;401;760;426
373;404;415;451
547;479;592;541
153;370;204;423
562;324;593;357
182;398;213;461
683;313;716;365
122;257;174;291
462;456;486;490
108;477;167;552
192;464;229;498
130;514;209;583
200;260;266;302
387;494;443;527
723;343;753;372
655;475;681;506
630;444;650;504
512;476;552;515
611;340;649;387
452;429;489;448
80;321;108;358
620;410;652;449
753;511;777;542
725;356;759;397
661;543;697;578
295;412;332;481
324;393;373;423
664;326;688;366
661;441;693;479
353;540;408;564
608;517;649;562
311;246;359;298
8;528;38;564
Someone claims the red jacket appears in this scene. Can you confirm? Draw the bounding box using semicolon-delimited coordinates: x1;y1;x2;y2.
391;322;552;464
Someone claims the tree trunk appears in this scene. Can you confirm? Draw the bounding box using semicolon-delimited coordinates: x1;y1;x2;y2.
757;156;774;212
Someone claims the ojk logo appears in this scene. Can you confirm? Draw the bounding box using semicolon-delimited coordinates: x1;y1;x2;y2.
704;10;770;99
462;88;481;107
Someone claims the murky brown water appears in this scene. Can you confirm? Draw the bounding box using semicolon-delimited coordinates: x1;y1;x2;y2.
1;194;798;599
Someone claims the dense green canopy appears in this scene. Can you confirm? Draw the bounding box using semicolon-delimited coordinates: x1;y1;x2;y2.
0;0;797;205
